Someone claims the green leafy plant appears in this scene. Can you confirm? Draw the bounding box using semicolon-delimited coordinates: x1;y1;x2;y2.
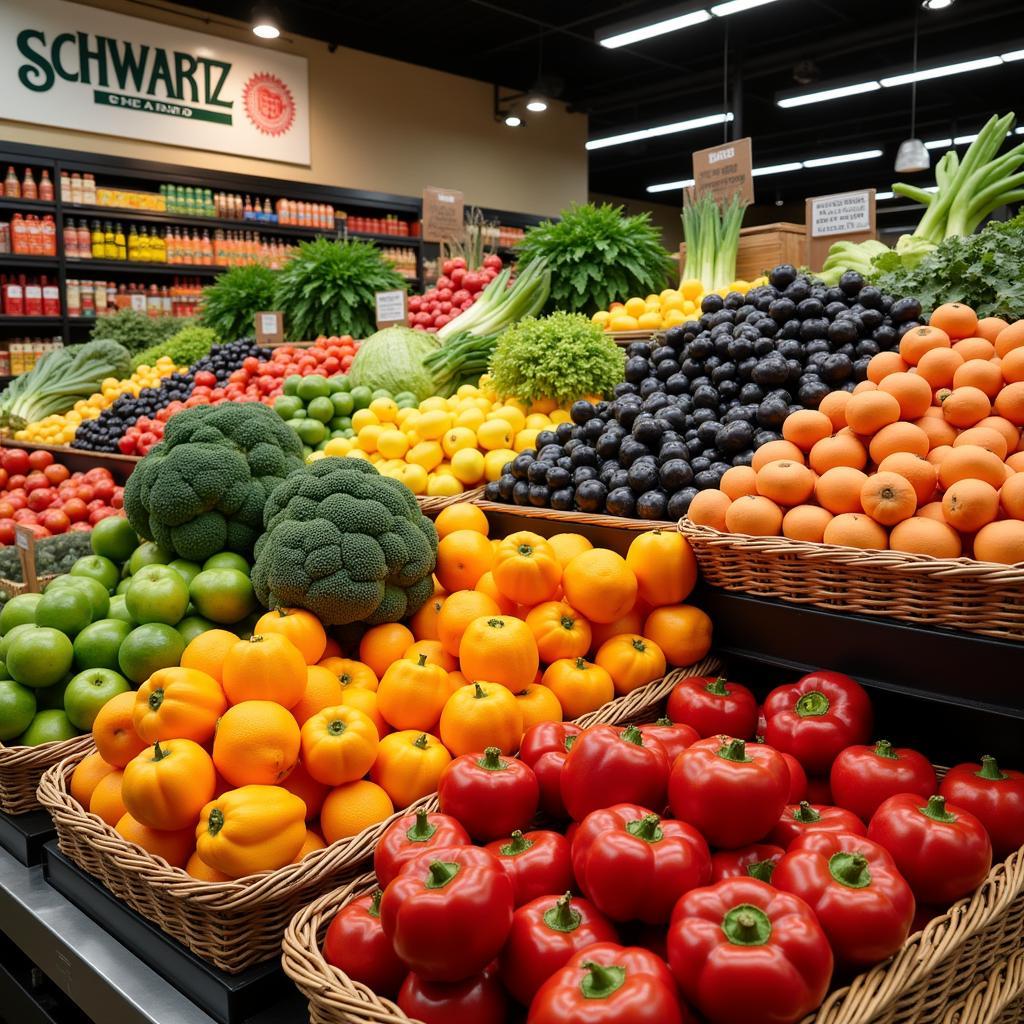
199;263;277;341
273;239;405;341
516;202;674;314
488;312;626;405
131;324;219;370
89;309;182;354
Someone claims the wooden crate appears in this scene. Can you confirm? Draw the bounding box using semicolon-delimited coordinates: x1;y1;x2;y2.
679;222;806;283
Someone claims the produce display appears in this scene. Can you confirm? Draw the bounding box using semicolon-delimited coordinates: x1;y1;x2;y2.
592;278;763;333
681;192;748;293
692;301;1024;563
197;263;278;342
408;254;504;333
89;308;186;355
129;324;218;372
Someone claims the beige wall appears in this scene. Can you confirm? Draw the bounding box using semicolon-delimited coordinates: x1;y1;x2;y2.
0;0;588;218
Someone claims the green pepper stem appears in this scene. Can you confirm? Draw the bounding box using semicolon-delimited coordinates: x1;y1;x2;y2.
424;860;460;889
368;890;382;917
829;851;872;889
920;795;957;823
153;740;167;761
543;892;582;933
722;903;773;946
874;740;898;760
625;813;664;843
795;690;830;718
717;738;751;763
977;756;1008;781
705;677;730;696
579;961;626;1000
480;747;505;770
407;809;436;843
148;688;164;711
413;733;429;750
473;683;487;699
327;717;347;736
793;801;821;823
499;830;534;856
416;653;428;668
574;657;587;670
656;716;673;727
746;859;775;883
621;724;644;746
207;807;224;837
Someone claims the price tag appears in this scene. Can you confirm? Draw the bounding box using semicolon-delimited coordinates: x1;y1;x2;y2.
375;290;408;329
14;523;38;593
255;311;284;345
806;189;876;270
422;186;465;243
692;137;754;206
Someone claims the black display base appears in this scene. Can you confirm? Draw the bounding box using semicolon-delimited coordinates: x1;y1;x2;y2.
41;841;288;1024
0;811;54;867
0;933;91;1024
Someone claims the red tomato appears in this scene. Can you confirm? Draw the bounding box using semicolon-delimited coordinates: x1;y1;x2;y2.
76;484;95;502
27;449;53;471
373;809;470;888
27;487;54;512
710;843;786;883
13;509;37;523
939;757;1024;860
769;802;867;848
483;829;573;907
666;675;758;739
0;518;15;544
43;463;70;485
322;890;406;996
39;508;70;534
0;501;13;520
86;499;105;512
89;508;117;524
83;468;111;483
24;472;49;493
7;474;25;491
1;449;29;475
5;493;25;511
69;521;92;533
0;468;8;489
62;498;89;522
830;740;937;822
398;964;508;1024
437;749;539;842
92;479;116;502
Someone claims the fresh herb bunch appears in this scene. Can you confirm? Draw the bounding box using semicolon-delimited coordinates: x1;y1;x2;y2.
488;312;626;405
89;309;182;354
872;212;1024;319
273;239;405;341
516;203;674;314
199;263;277;341
130;323;215;370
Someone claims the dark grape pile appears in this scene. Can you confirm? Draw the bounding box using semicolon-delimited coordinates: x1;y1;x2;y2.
72;338;269;453
483;265;924;520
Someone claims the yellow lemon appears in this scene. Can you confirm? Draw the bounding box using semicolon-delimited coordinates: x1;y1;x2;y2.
525;413;551;430
663;308;687;327
377;429;410;459
352;408;379;432
451;448;485;485
550;410;572;425
514;428;540;451
491;406;526;433
399;463;428;494
592;310;611;325
427;474;462;497
680;279;704;300
455;407;486;431
608;314;639;332
477;419;514;451
638;311;662;330
324;437;353;456
441;426;477;458
345;449;371;462
369;397;398;423
407;440;443;471
624;297;647;318
484;448;517;481
419;397;448;413
356;424;384;453
416;410;451;440
456;384;479;399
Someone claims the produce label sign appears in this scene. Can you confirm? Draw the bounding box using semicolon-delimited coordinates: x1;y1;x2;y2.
692;137;754;206
422;187;465;243
0;0;311;164
806;189;876;269
375;289;408;329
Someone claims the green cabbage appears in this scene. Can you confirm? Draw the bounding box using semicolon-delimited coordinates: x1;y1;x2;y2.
347;326;441;401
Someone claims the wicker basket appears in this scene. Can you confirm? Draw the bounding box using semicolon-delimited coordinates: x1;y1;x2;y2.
472;497;674;533
415;486;485;518
36;657;718;973
942;951;1024;1024
0;734;93;815
678;518;1024;642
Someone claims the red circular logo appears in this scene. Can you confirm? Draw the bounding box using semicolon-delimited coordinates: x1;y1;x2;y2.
243;73;295;137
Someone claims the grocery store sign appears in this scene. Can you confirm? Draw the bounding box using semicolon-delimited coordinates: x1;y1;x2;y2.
0;0;310;164
692;138;754;205
375;290;408;329
806;189;876;269
422;186;465;243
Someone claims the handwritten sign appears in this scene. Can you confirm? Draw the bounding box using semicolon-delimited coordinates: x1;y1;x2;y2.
255;311;284;346
692;137;754;205
806;189;876;269
422;186;465;243
14;523;38;593
375;290;408;329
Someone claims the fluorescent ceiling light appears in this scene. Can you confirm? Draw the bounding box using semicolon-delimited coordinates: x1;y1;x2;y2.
752;162;804;176
586;112;733;150
599;9;711;48
803;149;884;168
710;0;783;15
876;192;895;200
924;138;952;150
647;178;695;194
880;56;1002;88
922;0;954;8
778;81;880;108
504;114;523;128
1003;50;1024;62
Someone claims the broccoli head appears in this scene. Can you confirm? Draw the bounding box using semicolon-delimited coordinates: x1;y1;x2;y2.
252;458;438;626
123;403;304;561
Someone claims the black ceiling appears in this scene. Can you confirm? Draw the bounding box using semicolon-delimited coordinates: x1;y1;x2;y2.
177;0;1019;209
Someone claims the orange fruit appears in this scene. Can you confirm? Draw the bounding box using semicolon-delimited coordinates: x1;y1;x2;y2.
994;320;1024;358
114;813;193;868
860;472;917;526
953;427;1009;461
752;440;804;471
434;503;489;538
222;633;307;709
814;466;867;514
877;373;932;420
185;851;231;882
942;479;1000;533
918;501;946;522
547;533;594;568
89;769;127;826
278;759;328;819
408;591;447;641
292;829;326;863
724;495;783;536
492;532;562;605
889;517;962;558
474;571;517;614
819;391;851;431
625;530;697;607
927;445;954;468
913;414;958;450
1000;473;1024;519
877;453;938;505
755;460;815;506
212;700;301;787
458;615;539;691
845;390;901;435
1008;453;1024;473
643;605;713;668
404;638;457;672
92;691;146;768
339;686;390;739
995;382;1024;426
852;380;878;395
899;325;951;365
525;601;592;662
867;351;910;383
562;549;638;625
937;445;1008;490
782;410;833;452
359;623;415;678
915;347;964;390
973;520;1024;565
1001;347;1024;385
975;318;1008;344
435;529;494;592
782;505;833;542
953;337;996;362
868;422;930;463
942;386;991;428
588;605;649;655
809;433;868;474
253;609;327;666
822;513;888;550
953;359;1004;399
595;634;667;696
437;590;500;657
320;780;394;843
929;303;978;341
70;750;117;808
290;666;345;727
180;628;239;684
687;489;731;530
514;683;563;731
720;465;758;500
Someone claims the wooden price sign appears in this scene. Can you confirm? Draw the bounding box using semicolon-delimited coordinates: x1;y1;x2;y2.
14;523;38;593
692;137;754;206
375;289;408;329
422;186;465;243
806;189;877;270
255;311;285;346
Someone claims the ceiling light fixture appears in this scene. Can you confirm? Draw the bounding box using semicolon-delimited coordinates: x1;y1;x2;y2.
504;114;523;128
709;0;782;15
922;0;953;9
646;178;696;194
526;98;548;112
586;111;733;150
597;0;783;48
880;56;1003;88
778;80;881;108
1003;50;1024;62
894;11;930;174
251;4;280;38
751;162;804;176
803;149;884;168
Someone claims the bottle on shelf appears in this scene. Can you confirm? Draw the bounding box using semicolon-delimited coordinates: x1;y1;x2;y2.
41;215;56;256
70;172;83;205
91;220;104;258
42;275;60;316
114;222;127;261
66;278;80;316
83;174;97;205
76;220;90;257
4;167;21;199
103;221;116;260
22;169;37;201
60;170;71;203
0;222;10;255
38;170;54;203
1;274;25;315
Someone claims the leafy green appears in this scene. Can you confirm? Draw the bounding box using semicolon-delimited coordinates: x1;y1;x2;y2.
347;326;441;401
130;324;219;370
89;309;184;354
488;312;626;405
199;263;277;341
273;239;406;341
871;212;1024;319
516;203;674;315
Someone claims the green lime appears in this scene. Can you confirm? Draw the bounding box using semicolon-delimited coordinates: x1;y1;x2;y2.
168;559;203;586
107;594;134;625
0;679;36;741
73;618;133;671
63;668;130;731
116;577;132;595
327;376;350;394
0;593;41;634
36;675;72;710
202;552;251;576
274;395;304;420
71;555;120;593
394;391;417;404
307;396;335;423
118;623;186;684
34;587;94;637
283;374;303;396
48;576;110;621
286;418;306;434
90;516;139;563
330;416;352;433
349;385;373;411
330;392;354;417
296;418;327;445
316;439;330;451
0;623;38;662
7;627;75;689
125;568;190;626
188;569;257;625
128;541;173;576
177;615;216;645
297;375;331;402
371;388;392;401
17;709;78;746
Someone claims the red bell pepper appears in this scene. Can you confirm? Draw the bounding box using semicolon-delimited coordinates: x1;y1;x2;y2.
527;942;687;1024
710;843;786;884
484;829;574;907
830;739;937;823
668;736;790;849
768;801;867;848
521;723;581;821
380;845;514;982
668;877;833;1024
867;793;992;904
571;803;711;923
398;962;508;1024
500;892;619;1005
374;809;471;887
321;889;406;996
773;830;915;969
762;671;873;775
561;725;670;822
779;751;808;802
667;675;758;739
437;747;539;841
939;756;1024;860
638;718;699;763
